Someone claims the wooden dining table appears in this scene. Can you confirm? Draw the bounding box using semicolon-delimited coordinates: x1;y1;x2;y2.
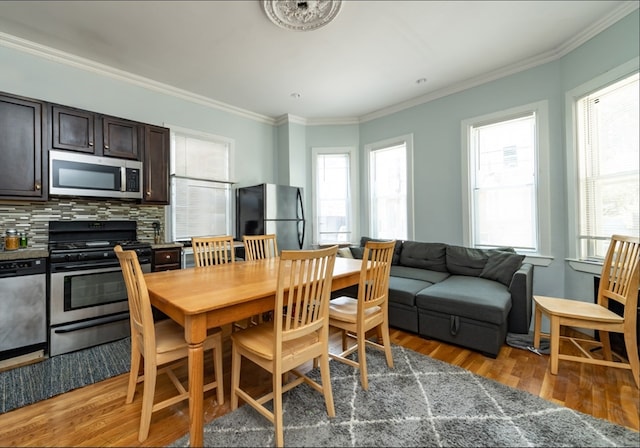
143;255;364;447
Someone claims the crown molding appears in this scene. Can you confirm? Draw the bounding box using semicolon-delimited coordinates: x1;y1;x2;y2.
360;1;639;123
0;31;276;126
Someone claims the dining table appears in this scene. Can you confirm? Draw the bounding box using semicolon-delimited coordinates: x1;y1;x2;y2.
143;255;364;447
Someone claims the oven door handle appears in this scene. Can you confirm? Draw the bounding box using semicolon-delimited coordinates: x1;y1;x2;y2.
53;312;130;334
50;261;151;275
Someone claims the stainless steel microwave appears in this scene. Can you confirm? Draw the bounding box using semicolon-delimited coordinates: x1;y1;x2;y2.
49;150;143;199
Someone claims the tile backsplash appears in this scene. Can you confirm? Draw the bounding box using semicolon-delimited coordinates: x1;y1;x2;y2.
0;198;165;249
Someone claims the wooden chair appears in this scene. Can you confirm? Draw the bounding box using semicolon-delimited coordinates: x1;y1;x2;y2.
114;245;224;442
328;239;396;390
191;235;235;266
230;245;338;447
243;234;279;261
533;234;640;388
242;234;279;326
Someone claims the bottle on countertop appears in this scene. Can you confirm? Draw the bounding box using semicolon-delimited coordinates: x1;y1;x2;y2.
4;229;19;251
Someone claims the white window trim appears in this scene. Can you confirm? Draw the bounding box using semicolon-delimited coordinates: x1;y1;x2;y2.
163;123;236;242
364;134;415;241
311;146;359;245
461;101;551;259
564;57;640;273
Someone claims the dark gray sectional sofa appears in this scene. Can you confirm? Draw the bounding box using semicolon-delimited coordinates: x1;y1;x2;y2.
335;238;534;357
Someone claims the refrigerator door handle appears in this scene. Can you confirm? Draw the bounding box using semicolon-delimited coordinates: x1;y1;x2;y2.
296;188;305;221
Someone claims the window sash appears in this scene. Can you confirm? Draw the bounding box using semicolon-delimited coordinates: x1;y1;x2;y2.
369;143;408;240
315;152;353;244
576;73;639;260
469;113;538;251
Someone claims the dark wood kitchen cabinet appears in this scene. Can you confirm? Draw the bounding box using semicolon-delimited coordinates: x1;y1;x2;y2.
142;125;170;204
152;247;182;271
50;105;141;160
0;92;47;200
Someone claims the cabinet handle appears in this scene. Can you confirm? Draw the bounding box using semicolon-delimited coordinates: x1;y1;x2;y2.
146;191;151;196
89;141;93;147
165;255;171;259
35;182;41;191
104;145;110;149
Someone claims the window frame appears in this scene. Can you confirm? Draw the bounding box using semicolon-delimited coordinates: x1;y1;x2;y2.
164;124;235;243
311;146;359;245
461;101;551;260
364;134;415;241
565;57;640;272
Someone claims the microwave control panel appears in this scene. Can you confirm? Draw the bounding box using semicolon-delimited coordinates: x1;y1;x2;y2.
126;168;140;192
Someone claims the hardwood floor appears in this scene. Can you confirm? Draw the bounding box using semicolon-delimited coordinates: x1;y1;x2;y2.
0;326;637;446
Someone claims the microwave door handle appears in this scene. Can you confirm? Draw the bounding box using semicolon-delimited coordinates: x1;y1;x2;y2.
120;167;126;192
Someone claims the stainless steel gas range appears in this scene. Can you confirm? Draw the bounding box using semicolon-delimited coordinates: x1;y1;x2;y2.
48;220;152;356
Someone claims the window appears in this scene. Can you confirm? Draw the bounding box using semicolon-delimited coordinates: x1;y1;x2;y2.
366;135;413;240
575;72;639;260
312;147;357;245
462;101;550;254
166;126;234;242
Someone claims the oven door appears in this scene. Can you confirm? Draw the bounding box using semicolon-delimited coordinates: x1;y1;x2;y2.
49;263;151;326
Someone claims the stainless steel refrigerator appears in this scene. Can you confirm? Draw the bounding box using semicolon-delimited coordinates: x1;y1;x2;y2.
235;183;306;250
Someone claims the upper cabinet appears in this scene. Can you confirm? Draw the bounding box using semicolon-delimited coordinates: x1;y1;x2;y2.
50;105;141;160
142;125;170;204
0;92;47;201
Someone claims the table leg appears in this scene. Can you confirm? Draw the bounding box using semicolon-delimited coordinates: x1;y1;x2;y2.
185;315;207;447
188;341;204;447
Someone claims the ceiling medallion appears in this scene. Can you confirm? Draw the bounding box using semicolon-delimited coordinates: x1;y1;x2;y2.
262;0;343;32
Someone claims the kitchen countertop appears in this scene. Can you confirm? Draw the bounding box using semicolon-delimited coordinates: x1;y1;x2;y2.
0;249;49;261
151;243;184;250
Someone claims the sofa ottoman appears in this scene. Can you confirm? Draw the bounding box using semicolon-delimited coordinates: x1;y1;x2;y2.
416;275;512;357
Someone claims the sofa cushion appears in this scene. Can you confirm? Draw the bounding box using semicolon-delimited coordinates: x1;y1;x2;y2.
390;265;450;284
479;251;525;286
388;276;434;307
398;241;448;272
445;245;489;276
337;247;354;258
415;276;511;326
360;237;403;264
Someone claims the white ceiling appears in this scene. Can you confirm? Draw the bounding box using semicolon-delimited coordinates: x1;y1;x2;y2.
0;1;636;122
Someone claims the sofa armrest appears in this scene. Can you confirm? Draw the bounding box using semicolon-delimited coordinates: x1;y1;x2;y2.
507;263;533;333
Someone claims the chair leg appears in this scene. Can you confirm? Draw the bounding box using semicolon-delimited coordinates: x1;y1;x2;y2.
213;340;224;405
549;315;560;375
380;322;394;369
358;329;368;390
273;366;284;448
341;329;348;351
127;346;142;404
600;331;613;361
319;351;335;417
623;330;640;388
533;306;542;348
138;363;157;442
230;344;241;410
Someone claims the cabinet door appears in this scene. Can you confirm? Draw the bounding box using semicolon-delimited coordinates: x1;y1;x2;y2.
102;116;140;160
142;125;170;204
51;105;96;153
0;93;46;200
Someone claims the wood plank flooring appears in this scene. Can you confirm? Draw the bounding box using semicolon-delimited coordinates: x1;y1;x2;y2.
0;326;637;446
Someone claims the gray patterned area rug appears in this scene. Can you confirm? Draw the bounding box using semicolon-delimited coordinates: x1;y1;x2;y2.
0;337;130;414
171;345;638;447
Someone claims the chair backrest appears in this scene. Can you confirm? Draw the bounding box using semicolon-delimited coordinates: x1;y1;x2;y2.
192;235;235;266
114;245;156;358
243;234;279;261
358;240;396;313
598;235;640;320
274;246;338;346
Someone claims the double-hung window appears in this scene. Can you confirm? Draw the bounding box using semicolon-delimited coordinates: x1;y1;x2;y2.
312;147;357;244
462;101;550;254
166;126;234;242
365;135;414;240
574;72;639;260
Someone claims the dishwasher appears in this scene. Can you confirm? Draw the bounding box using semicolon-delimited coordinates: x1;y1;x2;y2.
0;258;47;366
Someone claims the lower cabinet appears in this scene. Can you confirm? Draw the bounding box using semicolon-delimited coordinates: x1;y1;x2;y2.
151;247;182;321
152;247;182;272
